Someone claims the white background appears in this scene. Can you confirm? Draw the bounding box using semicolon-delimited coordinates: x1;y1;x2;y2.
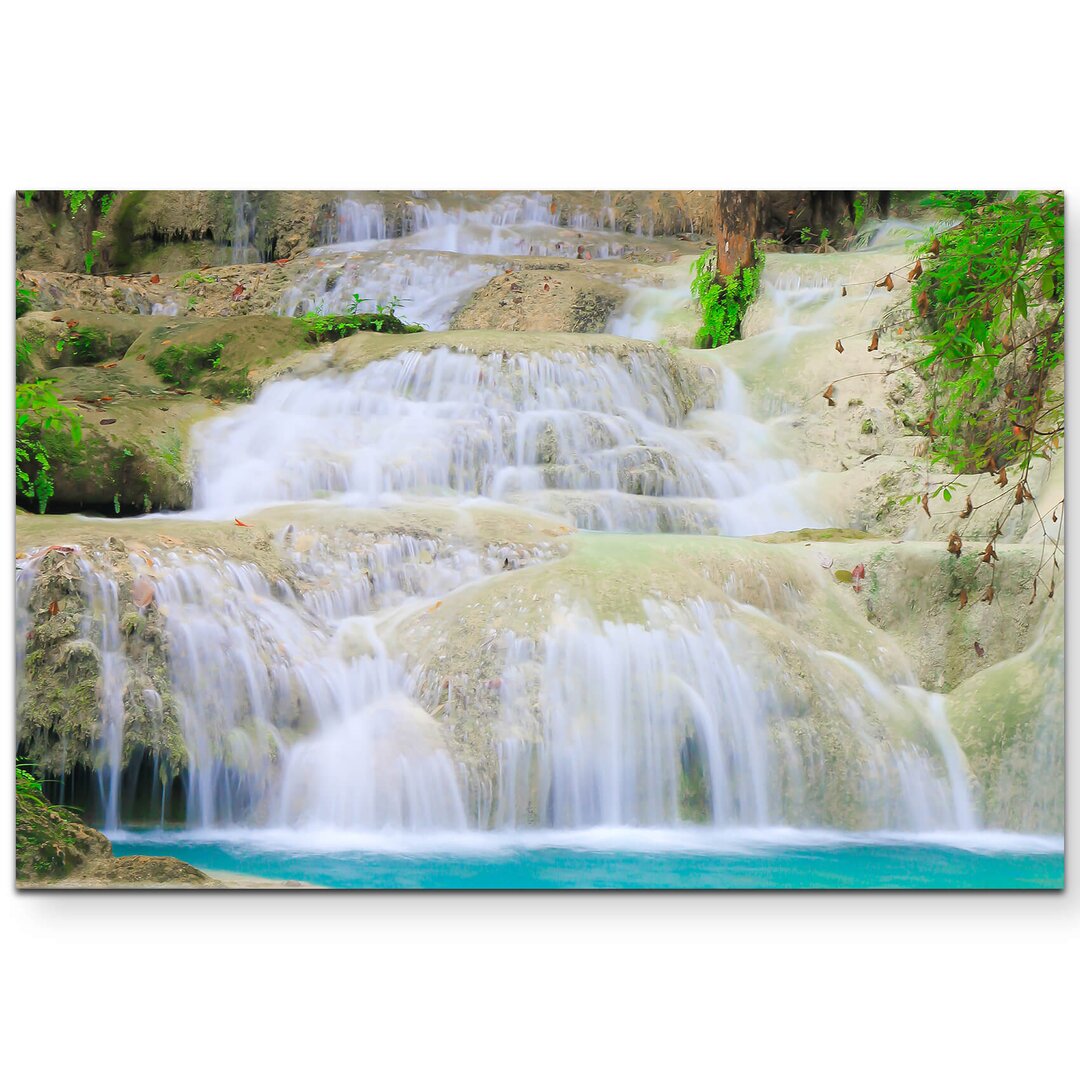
2;2;1076;1077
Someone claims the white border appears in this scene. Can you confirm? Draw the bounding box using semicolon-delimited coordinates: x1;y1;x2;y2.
3;2;1077;1076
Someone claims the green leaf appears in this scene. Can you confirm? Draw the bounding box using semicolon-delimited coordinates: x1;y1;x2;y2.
834;569;854;583
1014;283;1027;320
1041;271;1055;300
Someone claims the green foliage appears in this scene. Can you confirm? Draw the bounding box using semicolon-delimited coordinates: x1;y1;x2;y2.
853;193;867;232
16;281;36;317
56;326;108;363
297;295;422;342
16;379;83;513
151;340;227;387
63;190;95;216
690;248;764;349
84;229;104;274
912;190;1064;476
175;270;217;287
22;190;35;207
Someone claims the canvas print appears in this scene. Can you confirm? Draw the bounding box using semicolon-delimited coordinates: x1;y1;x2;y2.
13;189;1063;889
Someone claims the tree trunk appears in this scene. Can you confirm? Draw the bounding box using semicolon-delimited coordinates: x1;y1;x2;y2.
715;191;766;278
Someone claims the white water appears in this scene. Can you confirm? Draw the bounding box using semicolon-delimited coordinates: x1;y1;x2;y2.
18;195;1008;842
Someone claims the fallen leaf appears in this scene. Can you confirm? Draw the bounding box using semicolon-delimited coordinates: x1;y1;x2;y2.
543;283;550;292
100;361;118;369
274;258;290;266
427;600;443;613
99;395;113;403
959;589;968;610
868;331;879;352
995;467;1008;487
947;532;963;556
232;284;245;300
150;274;161;284
973;641;985;657
100;418;117;425
834;569;854;583
834;339;844;354
981;542;997;564
851;563;866;592
132;576;155;609
907;259;923;282
66;319;79;329
48;600;59;616
841;286;847;297
234;518;252;527
823;383;836;406
51;314;63;322
1014;482;1025;505
981;586;994;604
959;495;973;519
929;237;941;257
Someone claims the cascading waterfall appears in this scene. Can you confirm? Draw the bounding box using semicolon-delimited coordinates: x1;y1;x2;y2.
19;191;1049;848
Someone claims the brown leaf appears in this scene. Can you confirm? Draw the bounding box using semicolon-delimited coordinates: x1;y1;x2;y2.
907;259;923;282
1052;508;1058;523
150;274;161;284
959;495;973;519
868;331;879;352
48;600;59;616
981;542;997;564
921;493;930;517
995;467;1008;487
543;283;550;292
1014;482;1025;505
99;395;113;403
274;258;290;266
232;284;245;300
981;586;994;604
1004;382;1014;398
234;518;252;527
884;274;894;291
841;286;847;297
973;641;985;658
1049;580;1056;599
132;576;155;610
917;291;930;317
834;339;844;354
549;200;558;216
100;418;117;425
66;319;79;329
958;589;968;610
947;532;963;556
851;563;866;593
51;314;64;322
100;361;118;369
929;237;941;257
823;383;836;406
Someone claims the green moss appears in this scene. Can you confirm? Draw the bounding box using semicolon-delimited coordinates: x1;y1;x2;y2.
151;338;229;388
297;310;423;343
861;418;876;435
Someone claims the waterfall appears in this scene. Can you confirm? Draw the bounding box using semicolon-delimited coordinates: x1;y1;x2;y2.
15;191;1059;848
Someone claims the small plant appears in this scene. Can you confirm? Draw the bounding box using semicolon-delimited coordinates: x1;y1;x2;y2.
690;247;764;349
151;340;227;387
16;379;82;513
297;297;422;343
84;229;104;274
175;270;217;287
16;281;36;317
799;226;812;245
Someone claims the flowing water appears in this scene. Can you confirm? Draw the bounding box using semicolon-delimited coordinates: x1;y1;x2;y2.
17;194;1064;887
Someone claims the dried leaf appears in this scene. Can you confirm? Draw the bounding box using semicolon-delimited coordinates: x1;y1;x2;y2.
981;586;994;604
99;395;113;403
907;259;923;282
100;361;118;369
48;600;59;616
234;518;252;527
66;319;79;329
1014;482;1025;505
100;418;117;425
150;274;161;284
917;291;930;317
958;589;968;610
543;283;550;292
995;467;1008;487
981;542;998;564
929;237;941;257
132;576;155;610
851;563;866;593
947;532;963;556
841;286;847;297
823;383;836;406
1052;508;1058;523
834;339;844;354
232;284;245;300
884;274;894;291
921;493;930;517
973;641;985;658
868;331;879;352
959;495;973;519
